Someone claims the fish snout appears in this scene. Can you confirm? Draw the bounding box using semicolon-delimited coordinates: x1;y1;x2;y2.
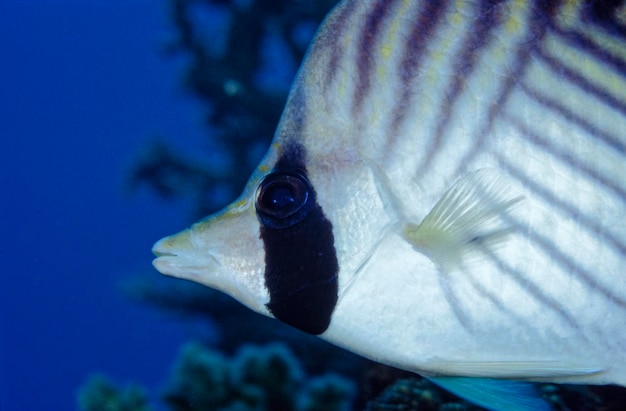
151;229;206;278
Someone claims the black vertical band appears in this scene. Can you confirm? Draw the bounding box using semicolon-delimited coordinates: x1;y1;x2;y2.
259;142;339;335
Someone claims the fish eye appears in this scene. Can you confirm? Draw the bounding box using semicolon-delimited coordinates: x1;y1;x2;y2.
256;172;314;229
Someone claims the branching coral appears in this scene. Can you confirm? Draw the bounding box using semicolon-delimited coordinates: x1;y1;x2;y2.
163;342;355;411
78;343;355;411
365;378;475;411
78;375;151;411
364;377;626;411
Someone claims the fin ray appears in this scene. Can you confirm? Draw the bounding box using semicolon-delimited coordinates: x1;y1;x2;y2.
427;360;603;379
404;169;524;271
427;376;551;411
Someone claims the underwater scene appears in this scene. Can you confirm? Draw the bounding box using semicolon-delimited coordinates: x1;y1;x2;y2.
3;0;626;410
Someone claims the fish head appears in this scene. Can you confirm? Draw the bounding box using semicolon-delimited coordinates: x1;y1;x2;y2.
151;120;400;335
149;0;422;335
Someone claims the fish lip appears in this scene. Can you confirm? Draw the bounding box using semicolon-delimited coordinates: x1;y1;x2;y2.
151;237;181;258
151;253;180;276
151;243;180;275
152;250;177;258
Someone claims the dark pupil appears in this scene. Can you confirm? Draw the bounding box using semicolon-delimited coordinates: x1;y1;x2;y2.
265;184;297;211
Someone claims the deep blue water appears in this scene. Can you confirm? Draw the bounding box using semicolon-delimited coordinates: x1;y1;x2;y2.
1;1;210;409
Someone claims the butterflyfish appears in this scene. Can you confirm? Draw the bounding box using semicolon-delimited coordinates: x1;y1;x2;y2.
152;1;626;410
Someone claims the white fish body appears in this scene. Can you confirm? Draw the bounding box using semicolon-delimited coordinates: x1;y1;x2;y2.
153;0;626;404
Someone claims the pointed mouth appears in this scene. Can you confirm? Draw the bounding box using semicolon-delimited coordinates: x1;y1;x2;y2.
152;249;177;258
151;251;178;274
151;237;185;275
150;232;216;279
151;233;188;259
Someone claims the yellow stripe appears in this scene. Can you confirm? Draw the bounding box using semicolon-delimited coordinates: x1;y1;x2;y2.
542;33;626;104
523;55;625;139
555;0;626;63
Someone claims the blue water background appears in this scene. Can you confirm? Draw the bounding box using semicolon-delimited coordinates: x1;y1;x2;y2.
0;1;214;409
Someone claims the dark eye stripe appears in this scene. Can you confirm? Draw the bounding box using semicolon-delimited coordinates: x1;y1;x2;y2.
259;142;338;335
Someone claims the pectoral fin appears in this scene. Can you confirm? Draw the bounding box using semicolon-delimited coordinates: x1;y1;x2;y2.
404;169;524;271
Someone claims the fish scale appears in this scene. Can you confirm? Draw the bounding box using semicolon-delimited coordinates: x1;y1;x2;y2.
153;1;626;409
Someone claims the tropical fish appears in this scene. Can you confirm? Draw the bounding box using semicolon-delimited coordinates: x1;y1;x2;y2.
152;0;626;409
